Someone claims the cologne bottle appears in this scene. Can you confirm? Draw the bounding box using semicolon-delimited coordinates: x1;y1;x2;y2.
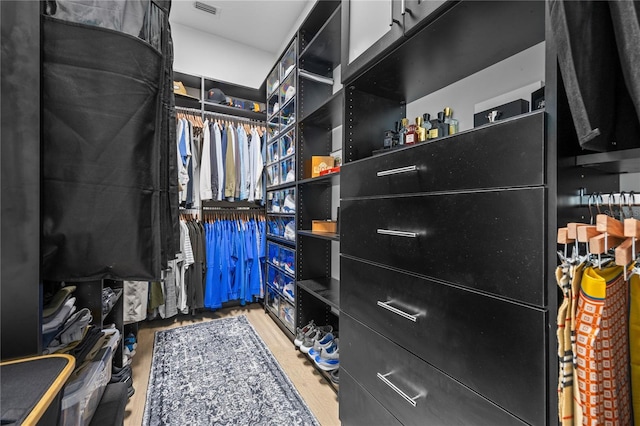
437;111;449;137
398;118;409;145
444;107;459;135
405;120;418;145
415;116;427;142
428;113;440;140
422;113;432;140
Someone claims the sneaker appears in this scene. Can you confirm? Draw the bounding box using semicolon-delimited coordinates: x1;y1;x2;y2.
284;86;296;103
284;169;295;184
294;320;316;347
284;221;295;241
308;332;335;359
300;329;323;354
315;339;339;371
283;283;295;303
330;368;339;384
272;102;279;114
271;197;281;213
283;194;295;212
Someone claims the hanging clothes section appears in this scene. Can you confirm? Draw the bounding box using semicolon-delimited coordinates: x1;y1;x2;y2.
175;106;266;208
556;191;640;426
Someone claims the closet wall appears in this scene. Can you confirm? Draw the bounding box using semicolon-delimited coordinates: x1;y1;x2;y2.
0;1;41;359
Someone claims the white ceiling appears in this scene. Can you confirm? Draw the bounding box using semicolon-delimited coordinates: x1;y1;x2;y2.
169;0;311;54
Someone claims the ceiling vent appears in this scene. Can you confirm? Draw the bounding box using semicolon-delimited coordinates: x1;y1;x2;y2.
194;1;219;16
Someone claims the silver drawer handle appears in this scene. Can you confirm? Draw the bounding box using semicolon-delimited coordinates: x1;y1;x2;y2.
377;229;417;238
376;165;417;177
377;300;419;322
377;372;422;407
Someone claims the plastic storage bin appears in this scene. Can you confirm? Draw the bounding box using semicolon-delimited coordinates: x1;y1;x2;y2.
59;331;118;426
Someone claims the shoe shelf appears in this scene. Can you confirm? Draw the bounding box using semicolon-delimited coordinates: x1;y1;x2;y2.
297;230;340;241
103;287;123;319
297;278;340;312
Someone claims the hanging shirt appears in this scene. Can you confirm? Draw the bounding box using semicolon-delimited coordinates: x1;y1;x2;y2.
248;128;264;202
177;119;190;202
224;125;237;199
200;119;213;200
237;126;249;200
208;121;219;202
233;125;242;199
214;123;224;201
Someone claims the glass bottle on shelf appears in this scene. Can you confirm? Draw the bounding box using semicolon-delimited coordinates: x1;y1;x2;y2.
423;114;432;141
405;119;418;145
398;118;409;145
428;113;439;140
444;107;459;135
415;116;426;142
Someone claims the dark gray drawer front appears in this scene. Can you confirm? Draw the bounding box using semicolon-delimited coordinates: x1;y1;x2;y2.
342;111;544;198
340;368;402;426
341;257;547;425
340;188;545;305
341;314;527;426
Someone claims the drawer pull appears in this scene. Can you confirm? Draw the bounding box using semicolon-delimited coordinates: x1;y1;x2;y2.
376;165;417;177
377;300;419;322
377;372;422;407
377;229;417;238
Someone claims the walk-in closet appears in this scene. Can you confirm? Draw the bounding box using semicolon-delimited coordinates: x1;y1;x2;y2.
2;1;639;425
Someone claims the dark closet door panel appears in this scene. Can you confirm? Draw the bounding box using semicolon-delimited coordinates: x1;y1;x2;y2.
341;314;528;426
341;111;544;198
341;257;547;424
340;368;402;426
340;188;545;305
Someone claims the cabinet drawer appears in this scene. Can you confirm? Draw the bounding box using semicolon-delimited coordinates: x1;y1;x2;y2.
341;111;544;198
341;314;527;426
340;188;545;305
341;257;547;425
340;368;402;426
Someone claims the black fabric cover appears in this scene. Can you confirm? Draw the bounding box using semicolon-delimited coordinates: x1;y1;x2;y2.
550;0;640;152
42;16;164;281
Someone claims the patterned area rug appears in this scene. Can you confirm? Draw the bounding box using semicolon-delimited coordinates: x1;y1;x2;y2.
143;315;319;425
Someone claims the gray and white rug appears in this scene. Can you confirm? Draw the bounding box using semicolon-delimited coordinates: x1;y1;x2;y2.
143;315;320;425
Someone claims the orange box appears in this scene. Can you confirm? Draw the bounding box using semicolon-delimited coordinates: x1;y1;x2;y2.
306;156;335;178
312;220;337;233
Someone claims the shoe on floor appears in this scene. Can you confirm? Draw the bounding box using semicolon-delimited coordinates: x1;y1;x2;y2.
315;340;339;371
308;332;334;359
300;329;323;354
294;320;317;347
330;368;339;384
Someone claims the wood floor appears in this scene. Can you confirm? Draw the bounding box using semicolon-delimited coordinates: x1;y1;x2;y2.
123;304;340;425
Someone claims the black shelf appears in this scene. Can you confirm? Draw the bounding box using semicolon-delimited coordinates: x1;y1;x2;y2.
266;212;296;217
348;1;545;102
298;171;340;186
266;181;296;192
297;278;340;311
299;88;343;128
299;6;341;75
267;235;296;247
203;101;266;120
575;148;640;174
298;230;339;241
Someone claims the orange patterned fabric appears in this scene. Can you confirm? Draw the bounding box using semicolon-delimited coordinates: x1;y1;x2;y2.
575;265;631;426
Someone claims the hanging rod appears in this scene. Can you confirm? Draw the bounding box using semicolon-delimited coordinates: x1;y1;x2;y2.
579;188;640;207
202;206;262;211
175;105;265;125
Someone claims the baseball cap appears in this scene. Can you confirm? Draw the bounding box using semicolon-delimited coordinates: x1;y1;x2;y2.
173;81;199;100
206;88;227;104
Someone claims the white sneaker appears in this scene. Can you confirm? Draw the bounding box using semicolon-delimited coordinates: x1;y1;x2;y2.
285;169;295;183
308;332;334;359
284;221;295;241
283;194;295;212
315;340;339;371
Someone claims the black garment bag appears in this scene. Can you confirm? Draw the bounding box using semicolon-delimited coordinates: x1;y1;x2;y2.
41;15;165;281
